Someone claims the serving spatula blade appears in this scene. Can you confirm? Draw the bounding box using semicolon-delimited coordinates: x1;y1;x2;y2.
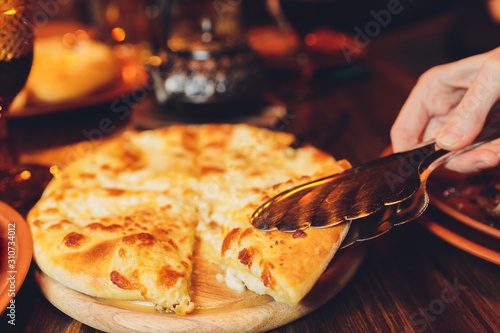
251;143;437;232
251;116;500;235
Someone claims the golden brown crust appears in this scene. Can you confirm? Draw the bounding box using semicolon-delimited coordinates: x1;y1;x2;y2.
28;123;350;314
218;164;351;306
29;188;197;315
221;223;349;305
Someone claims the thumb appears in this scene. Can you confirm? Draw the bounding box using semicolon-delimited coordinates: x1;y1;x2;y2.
437;55;500;150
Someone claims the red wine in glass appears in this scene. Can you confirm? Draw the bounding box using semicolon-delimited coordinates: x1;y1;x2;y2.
277;0;340;96
0;2;52;209
0;53;33;115
279;0;338;38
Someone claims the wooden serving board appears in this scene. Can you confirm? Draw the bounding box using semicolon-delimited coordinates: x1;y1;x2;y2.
36;243;366;333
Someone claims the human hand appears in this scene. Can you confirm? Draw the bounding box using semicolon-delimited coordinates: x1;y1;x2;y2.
391;47;500;173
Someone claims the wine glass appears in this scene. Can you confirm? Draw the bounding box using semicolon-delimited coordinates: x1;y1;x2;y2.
272;0;343;99
279;0;328;79
0;0;52;209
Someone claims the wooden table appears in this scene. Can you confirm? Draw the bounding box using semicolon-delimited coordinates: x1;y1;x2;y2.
1;30;500;332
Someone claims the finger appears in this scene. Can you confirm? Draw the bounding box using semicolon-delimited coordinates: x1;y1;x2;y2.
391;78;433;152
445;150;500;173
392;49;500;152
438;49;497;84
392;65;471;152
421;116;449;142
444;140;500;173
437;52;500;150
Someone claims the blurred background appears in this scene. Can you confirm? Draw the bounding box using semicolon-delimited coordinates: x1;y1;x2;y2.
7;0;500;151
2;1;499;330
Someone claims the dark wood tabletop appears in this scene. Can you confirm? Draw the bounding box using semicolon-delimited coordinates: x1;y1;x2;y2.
1;14;500;333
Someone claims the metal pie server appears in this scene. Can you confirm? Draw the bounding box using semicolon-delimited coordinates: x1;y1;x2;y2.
251;118;500;248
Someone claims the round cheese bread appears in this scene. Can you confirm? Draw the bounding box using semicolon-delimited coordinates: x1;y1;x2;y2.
27;124;351;315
